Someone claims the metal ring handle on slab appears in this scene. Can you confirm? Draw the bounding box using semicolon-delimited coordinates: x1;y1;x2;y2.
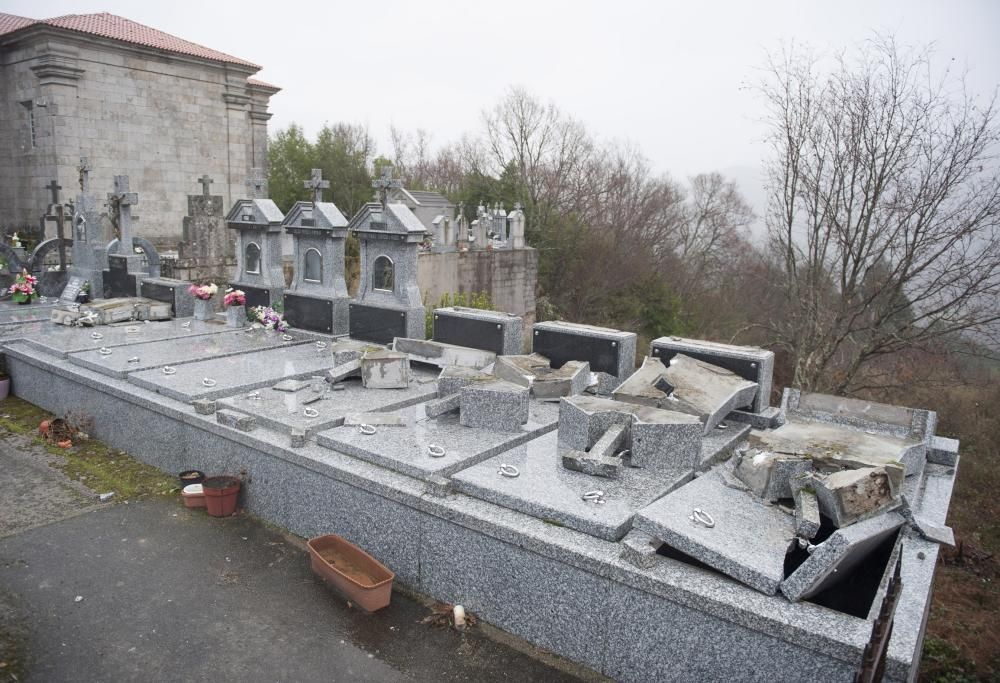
125;326;139;334
91;332;103;340
582;490;606;504
245;391;262;400
162;366;177;375
427;444;446;458
98;347;112;356
358;424;377;435
281;334;294;342
303;408;320;418
181;321;191;328
202;378;217;387
689;508;716;529
315;341;328;350
498;463;520;478
127;357;140;364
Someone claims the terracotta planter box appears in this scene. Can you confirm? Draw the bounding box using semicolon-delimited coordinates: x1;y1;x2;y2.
181;483;206;508
307;534;395;612
202;476;240;517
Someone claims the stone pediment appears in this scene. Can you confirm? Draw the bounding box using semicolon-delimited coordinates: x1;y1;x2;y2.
281;201;347;233
225;198;284;231
348;202;426;242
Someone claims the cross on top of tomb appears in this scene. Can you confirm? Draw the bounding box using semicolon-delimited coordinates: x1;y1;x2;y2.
373;167;401;210
303;168;329;203
198;174;214;196
108;175;138;246
45;179;62;206
514;201;523;211
245;168;267;199
78;157;91;193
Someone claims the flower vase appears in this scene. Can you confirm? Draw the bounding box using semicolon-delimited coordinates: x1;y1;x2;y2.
226;305;247;328
193;298;214;321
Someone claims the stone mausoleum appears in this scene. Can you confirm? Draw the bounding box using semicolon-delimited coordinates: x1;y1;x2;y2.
0;12;278;252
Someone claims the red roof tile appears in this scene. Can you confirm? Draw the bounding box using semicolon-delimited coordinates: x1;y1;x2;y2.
0;11;259;69
247;77;280;90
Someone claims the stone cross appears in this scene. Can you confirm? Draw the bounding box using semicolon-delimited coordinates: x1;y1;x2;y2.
46;179;62;206
78;157;91;193
108;175;138;250
198;174;214;196
303;168;329;203
245;168;267;199
372;167;401;210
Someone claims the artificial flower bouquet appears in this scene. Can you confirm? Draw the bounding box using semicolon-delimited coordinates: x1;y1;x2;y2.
8;269;37;303
248;305;288;332
223;288;246;307
188;282;218;300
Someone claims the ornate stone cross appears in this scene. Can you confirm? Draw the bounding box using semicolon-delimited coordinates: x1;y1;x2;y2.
245;168;267;199
108;175;139;250
303;168;329;203
198;174;214;196
372;167;401;210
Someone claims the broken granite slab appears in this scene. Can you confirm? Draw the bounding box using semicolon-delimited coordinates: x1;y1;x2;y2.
928;435;959;467
650;335;774;413
343;413;408;427
783;388;937;446
632;469;797;595
793;488;821;540
437;365;494;396
326;339;377;366
562;423;628;478
216;368;438;437
811;465;904;528
733;450;813;501
558;395;702;471
611;356;672;408
192;398;216;415
216;409;256;432
451;430;695;541
659;354;759;434
747;419;924;476
360;349;410;389
781;512;906;602
494;354;590;399
532;320;636;394
459;379;530;432
392;337;496;369
619;529;664;570
325;359;362;384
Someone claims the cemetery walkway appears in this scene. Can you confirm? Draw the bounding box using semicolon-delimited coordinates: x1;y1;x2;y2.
0;433;587;682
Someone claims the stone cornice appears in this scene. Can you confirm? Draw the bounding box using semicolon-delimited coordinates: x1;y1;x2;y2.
29;54;85;86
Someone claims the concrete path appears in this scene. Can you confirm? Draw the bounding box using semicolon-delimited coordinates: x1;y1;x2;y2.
0;435;588;682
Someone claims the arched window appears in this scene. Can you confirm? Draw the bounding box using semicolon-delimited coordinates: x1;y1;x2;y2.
303;248;322;282
373;255;394;291
245;242;261;274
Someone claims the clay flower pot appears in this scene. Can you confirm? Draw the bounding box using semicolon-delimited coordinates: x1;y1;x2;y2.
39;419;50;436
202;475;241;517
178;469;205;487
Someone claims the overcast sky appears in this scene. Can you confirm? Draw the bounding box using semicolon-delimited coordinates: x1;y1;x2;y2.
10;0;1000;217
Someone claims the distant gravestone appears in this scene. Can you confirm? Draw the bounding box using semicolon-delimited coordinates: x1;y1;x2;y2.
103;174;148;297
61;157;108;300
177;174;230;281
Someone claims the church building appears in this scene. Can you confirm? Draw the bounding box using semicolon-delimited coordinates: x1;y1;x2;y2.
0;12;278;251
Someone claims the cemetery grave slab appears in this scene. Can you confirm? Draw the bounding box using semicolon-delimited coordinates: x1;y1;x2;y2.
18;318;231;358
68;328;298;379
316;400;560;481
0;300;62;326
217;369;439;437
451;430;696;541
633;469;797;595
128;340;348;402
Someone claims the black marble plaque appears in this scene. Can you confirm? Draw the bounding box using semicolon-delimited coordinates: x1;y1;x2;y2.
349;303;406;345
433;314;504;355
104;256;136;299
140;281;178;314
533;328;620;376
651;344;762;385
231;284;271;310
284;293;333;334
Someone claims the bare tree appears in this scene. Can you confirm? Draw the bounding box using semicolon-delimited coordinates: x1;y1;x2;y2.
761;36;1000;394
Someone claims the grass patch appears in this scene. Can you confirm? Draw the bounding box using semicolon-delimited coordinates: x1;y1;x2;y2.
0;396;178;500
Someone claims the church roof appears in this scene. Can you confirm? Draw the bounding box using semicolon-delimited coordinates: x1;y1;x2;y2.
0;11;261;70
